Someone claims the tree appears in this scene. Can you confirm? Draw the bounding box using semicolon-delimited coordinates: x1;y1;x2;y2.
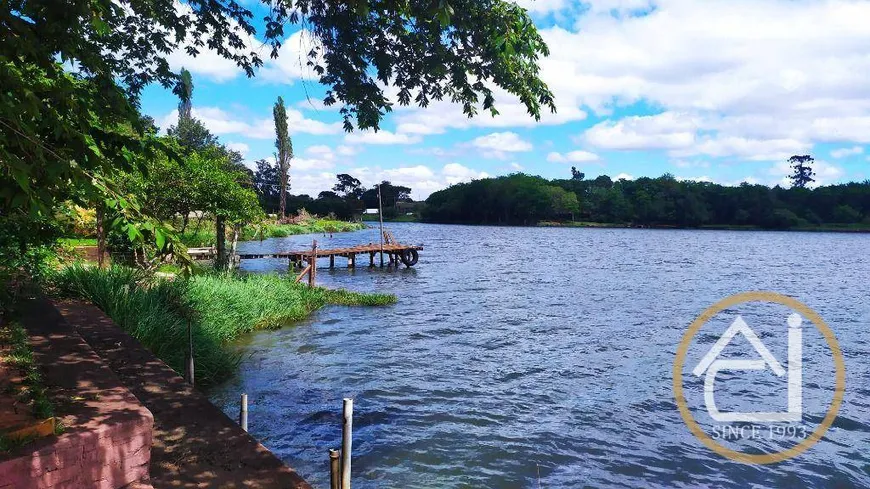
788;155;816;188
273;97;292;218
3;0;554;267
173;68;193;122
333;174;363;198
253;159;280;213
167;117;220;154
571;167;585;181
544;186;579;220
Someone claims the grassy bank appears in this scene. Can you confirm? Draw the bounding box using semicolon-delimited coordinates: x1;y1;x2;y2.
178;218;366;247
242;219;366;240
49;265;395;386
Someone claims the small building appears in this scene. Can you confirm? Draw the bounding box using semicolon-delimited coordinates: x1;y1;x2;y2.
363;208;379;215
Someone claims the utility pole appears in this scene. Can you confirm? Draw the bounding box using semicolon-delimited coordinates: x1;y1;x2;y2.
377;184;385;267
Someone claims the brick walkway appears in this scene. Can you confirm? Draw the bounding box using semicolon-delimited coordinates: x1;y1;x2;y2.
52;299;311;489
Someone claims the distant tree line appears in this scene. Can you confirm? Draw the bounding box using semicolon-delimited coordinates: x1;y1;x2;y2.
251;161;413;219
423;161;870;230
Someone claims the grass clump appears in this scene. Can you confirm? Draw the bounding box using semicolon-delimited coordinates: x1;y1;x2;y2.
49;265;235;385
0;321;54;422
49;265;396;386
242;219;366;241
58;237;98;247
187;274;395;342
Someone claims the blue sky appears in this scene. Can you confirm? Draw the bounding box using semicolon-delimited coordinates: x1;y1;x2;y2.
140;0;870;200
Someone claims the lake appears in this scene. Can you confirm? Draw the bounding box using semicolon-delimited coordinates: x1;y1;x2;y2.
209;223;870;488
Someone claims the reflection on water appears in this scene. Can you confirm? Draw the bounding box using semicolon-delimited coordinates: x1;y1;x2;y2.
209;224;870;488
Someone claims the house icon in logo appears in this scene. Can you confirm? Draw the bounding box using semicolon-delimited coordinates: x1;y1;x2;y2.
693;313;803;422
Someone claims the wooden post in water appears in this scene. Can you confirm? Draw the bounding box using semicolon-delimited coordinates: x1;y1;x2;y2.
185;320;194;386
239;393;248;432
377;184;385;267
330;255;335;268
309;240;317;287
341;398;353;489
329;449;341;489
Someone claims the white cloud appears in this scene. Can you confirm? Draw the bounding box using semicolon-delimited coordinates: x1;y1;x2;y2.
164;1;256;82
584;112;811;161
546;150;600;163
613;172;634;181
344;130;422;145
393;89;587;136
584;112;697;150
677;175;715;183
336;145;358;156
289;172;340;198
471;131;533;159
514;0;572;14
226;142;249;156
289;162;492;201
674;136;810;161
442;163;490;185
158;105;342;138
830;146;864;158
533;0;870;160
258;30;326;84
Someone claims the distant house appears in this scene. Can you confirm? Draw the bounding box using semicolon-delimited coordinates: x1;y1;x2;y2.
363;208;379;215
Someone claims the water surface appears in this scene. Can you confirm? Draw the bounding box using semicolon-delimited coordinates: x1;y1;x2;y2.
210;223;870;488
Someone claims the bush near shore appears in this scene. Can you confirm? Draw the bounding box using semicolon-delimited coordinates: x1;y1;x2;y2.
178;218;366;247
49;265;395;386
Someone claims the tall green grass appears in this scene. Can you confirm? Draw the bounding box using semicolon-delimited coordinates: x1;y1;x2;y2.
49;265;396;386
179;219;366;247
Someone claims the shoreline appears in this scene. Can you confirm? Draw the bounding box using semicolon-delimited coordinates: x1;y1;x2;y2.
391;220;870;234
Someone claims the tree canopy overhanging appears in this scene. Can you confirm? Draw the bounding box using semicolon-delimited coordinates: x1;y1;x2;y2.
1;0;554;266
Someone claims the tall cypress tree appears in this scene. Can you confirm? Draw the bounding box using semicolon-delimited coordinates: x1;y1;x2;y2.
173;68;194;122
273;96;293;218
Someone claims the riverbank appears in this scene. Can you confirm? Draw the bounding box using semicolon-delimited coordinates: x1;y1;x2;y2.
534;220;870;233
48;265;396;386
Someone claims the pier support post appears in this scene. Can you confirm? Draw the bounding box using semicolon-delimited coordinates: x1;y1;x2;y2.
348;254;355;268
369;251;375;266
239;393;248;432
341;398;353;489
330;255;335;268
329;449;341;489
309;241;317;287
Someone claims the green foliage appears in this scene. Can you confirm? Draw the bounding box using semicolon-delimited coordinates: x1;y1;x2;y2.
130;141;261;224
3;0;553;276
49;265;395;386
49;265;234;385
0;214;61;285
424;173;870;230
187;273;395;342
268;1;555;130
273;96;293;217
788;155;816;188
173;68;194;122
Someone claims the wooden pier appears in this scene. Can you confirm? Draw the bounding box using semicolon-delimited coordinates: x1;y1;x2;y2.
188;242;422;268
